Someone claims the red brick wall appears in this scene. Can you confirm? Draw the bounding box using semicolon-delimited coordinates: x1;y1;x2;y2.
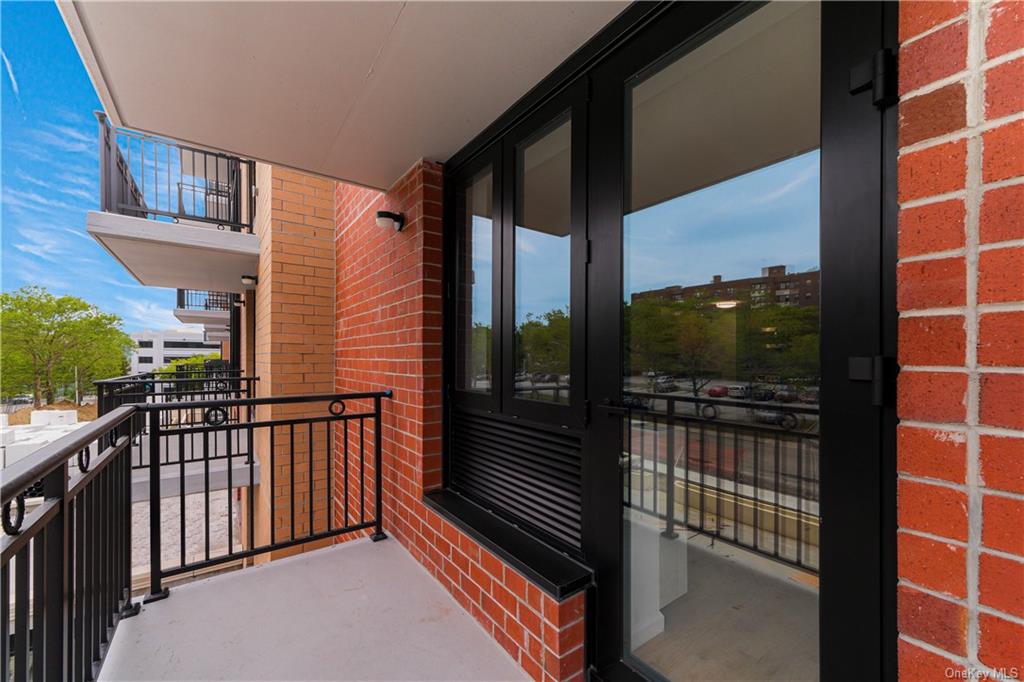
334;161;586;682
897;1;1024;677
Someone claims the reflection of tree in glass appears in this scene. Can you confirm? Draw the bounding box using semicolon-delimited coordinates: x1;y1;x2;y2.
516;308;570;378
469;323;492;381
625;297;820;399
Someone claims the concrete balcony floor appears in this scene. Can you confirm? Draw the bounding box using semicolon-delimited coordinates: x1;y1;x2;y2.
100;537;528;681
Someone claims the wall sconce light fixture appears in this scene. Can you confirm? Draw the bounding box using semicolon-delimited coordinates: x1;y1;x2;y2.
376;210;405;232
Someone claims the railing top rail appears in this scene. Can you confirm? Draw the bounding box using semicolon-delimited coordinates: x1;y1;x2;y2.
625;389;820;415
96;110;251;165
133;390;393;411
96;373;256;386
1;405;136;505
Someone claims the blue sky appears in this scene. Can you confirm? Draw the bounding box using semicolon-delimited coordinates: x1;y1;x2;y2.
1;1;198;334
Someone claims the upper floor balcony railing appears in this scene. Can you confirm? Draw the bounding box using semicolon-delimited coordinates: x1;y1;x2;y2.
176;289;233;312
96;112;256;233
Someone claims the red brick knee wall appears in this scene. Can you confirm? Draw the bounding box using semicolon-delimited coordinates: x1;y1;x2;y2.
897;1;1024;677
334;160;585;682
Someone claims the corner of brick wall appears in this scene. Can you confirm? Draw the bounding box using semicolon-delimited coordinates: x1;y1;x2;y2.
334;160;586;682
896;1;1023;677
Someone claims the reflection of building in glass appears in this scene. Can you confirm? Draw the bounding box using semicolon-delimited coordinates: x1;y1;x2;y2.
632;265;820;308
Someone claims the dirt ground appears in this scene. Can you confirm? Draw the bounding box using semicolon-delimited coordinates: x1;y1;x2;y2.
7;400;98;425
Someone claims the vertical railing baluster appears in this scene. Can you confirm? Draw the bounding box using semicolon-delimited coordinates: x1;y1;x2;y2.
179;431;186;568
74;494;85;682
663;398;677;538
371;396;387;541
327;421;334;532
753;432;760;551
203;431;210;562
344;421;350;528
227;424;234;554
146;408;167;602
797;437;804;568
290;424;296;542
270;427;276;546
308;422;314;537
1;562;8;682
32;532;45;678
44;460;69;680
359;418;366;525
13;545;29;681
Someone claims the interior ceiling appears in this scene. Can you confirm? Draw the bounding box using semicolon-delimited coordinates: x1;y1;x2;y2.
61;1;627;190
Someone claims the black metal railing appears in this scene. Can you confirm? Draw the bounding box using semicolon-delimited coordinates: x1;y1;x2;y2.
1;406;138;681
619;391;820;573
95;372;258;469
97;112;255;233
176;289;233;312
140;391;391;600
1;389;391;680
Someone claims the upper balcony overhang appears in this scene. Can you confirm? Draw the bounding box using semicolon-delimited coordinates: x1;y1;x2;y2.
174;308;230;327
87;210;258;293
58;1;627;190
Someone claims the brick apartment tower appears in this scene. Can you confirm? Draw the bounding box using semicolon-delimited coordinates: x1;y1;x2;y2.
896;1;1023;677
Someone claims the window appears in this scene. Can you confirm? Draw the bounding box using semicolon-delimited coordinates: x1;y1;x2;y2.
163;341;218;349
454;167;495;394
137;356;153;364
137;340;153;348
514;116;572;405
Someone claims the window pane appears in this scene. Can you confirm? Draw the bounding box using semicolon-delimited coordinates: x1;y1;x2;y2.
515;117;572;404
622;3;822;680
455;168;493;393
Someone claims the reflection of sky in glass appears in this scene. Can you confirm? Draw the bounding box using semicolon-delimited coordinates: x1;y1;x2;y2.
471;215;492;326
515;227;571;324
625;150;820;302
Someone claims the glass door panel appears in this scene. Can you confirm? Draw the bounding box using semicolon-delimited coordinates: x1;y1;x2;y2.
514;116;573;404
622;3;822;679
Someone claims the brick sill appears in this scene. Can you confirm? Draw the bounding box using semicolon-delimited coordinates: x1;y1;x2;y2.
423;489;593;600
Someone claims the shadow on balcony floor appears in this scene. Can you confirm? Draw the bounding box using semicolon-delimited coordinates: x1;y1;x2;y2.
100;537;528;681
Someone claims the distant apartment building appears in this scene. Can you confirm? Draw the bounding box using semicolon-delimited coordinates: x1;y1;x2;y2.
633;264;821;307
129;329;221;373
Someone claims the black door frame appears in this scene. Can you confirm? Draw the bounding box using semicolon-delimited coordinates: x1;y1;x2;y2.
442;2;898;679
585;2;898;679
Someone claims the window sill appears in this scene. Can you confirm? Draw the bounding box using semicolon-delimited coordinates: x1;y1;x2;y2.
423;489;593;600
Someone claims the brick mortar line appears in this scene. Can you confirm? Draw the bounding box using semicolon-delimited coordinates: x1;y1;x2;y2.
900;14;968;49
899;302;1024;317
899;175;1024;210
900;471;1024;502
898;110;1024;157
899;578;1024;627
897;633;1019;679
901;366;1024;374
899;45;1022;103
963;1;986;668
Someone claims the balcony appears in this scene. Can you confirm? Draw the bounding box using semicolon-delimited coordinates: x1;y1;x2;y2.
0;388;531;681
86;114;258;294
172;289;232;328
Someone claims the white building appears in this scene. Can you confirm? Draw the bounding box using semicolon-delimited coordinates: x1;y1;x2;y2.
130;329;221;373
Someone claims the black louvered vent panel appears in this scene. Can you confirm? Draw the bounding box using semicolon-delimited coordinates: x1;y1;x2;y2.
450;409;583;550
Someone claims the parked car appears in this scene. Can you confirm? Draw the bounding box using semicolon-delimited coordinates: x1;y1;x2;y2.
774;389;800;403
653;375;678;393
799;388;820;404
752;386;775;401
754;409;800;430
706;385;728;398
727;385;750;399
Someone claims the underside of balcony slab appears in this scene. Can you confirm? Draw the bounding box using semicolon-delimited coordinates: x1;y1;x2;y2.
99;537;527;681
87;210;258;293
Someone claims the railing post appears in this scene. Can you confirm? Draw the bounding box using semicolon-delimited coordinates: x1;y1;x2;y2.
370;395;387;542
662;398;678;539
96;111;110;212
144;408;169;602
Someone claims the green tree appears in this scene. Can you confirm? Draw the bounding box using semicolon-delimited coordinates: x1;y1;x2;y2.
1;286;133;406
154;351;221;373
516;309;571;378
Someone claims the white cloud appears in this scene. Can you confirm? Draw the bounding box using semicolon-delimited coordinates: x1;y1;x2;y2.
115;296;192;332
1;49;19;102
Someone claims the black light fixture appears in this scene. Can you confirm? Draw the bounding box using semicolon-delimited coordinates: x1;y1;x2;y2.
232;298;244;308
241;275;258;286
376;210;405;232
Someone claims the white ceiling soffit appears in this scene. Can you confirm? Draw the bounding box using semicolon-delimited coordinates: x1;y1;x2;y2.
59;1;628;190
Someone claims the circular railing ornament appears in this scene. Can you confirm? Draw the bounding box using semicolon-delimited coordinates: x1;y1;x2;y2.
2;495;25;536
78;445;91;472
204;406;228;426
214;380;228;392
328;400;347;417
